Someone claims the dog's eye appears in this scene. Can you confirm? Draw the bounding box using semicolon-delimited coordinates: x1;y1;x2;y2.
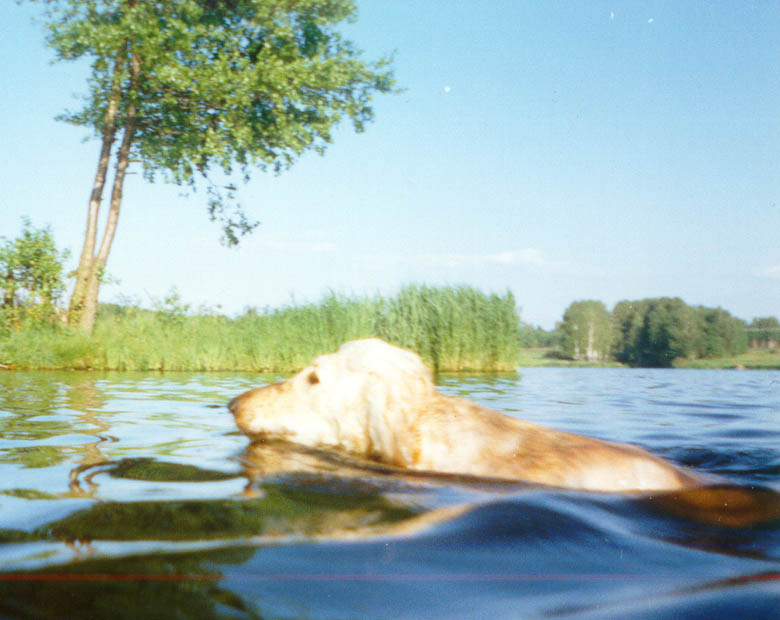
307;371;320;385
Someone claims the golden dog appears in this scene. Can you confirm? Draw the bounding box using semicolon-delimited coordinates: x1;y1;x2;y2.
229;338;704;493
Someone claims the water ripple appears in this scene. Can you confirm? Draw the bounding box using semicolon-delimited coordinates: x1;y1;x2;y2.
0;369;778;619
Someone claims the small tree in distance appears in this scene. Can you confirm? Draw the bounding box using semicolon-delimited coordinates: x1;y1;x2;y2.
0;219;70;328
748;317;780;349
557;300;614;362
26;0;396;333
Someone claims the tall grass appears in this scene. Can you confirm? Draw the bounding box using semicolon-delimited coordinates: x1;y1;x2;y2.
0;285;523;372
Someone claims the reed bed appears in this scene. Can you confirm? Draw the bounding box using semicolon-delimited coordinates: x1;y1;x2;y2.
0;285;524;372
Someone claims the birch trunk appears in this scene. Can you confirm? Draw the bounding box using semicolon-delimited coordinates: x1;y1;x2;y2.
77;118;137;332
586;322;595;361
75;51;140;334
68;50;124;327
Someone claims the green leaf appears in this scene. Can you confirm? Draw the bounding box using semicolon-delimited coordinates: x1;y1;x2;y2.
31;0;397;243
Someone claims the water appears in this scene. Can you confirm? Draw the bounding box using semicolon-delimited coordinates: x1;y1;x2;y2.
0;368;778;619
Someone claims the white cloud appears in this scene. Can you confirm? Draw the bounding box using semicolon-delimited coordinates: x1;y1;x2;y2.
417;248;548;269
762;265;780;278
385;248;606;278
484;249;545;266
416;252;473;268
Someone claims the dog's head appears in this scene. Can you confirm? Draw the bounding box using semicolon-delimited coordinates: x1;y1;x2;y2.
229;339;435;456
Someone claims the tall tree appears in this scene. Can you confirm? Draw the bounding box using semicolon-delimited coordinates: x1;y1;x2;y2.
30;0;395;332
696;306;748;358
557;300;614;362
614;297;702;367
612;299;651;365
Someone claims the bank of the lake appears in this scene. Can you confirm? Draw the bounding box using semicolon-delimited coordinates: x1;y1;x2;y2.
517;347;780;370
515;348;623;368
0;286;530;373
673;348;780;369
3;284;776;372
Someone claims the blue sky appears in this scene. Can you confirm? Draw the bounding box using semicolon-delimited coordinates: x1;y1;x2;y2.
1;1;779;328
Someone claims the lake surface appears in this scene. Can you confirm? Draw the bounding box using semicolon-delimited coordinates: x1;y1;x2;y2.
0;368;779;619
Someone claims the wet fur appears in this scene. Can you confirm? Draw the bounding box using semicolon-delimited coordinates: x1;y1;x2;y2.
229;339;703;493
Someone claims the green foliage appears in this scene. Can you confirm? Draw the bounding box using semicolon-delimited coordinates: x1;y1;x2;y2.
557;300;614;361
637;297;699;367
519;324;558;348
0;326;101;369
697;306;748;358
747;316;780;348
0;219;69;330
612;299;651;366
153;287;191;327
0;285;523;371
377;285;522;371
228;285;523;372
33;0;396;245
611;297;748;367
750;316;780;328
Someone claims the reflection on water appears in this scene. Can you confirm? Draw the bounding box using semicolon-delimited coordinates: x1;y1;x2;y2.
0;369;779;619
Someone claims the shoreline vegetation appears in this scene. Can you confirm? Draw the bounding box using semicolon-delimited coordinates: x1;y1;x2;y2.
1;284;778;372
515;348;780;370
0;286;528;373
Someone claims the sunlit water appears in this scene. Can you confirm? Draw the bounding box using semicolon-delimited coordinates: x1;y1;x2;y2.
0;368;778;619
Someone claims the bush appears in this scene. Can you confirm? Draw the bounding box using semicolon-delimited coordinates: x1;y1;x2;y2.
0;219;69;331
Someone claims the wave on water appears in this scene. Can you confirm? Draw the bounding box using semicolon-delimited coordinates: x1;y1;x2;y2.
0;369;778;618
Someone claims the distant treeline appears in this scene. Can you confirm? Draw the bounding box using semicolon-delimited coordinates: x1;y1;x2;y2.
746;316;780;349
0;285;528;372
556;298;776;367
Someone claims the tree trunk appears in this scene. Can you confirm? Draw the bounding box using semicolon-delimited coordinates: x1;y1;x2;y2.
68;50;124;328
76;111;138;333
78;54;140;334
586;322;595;361
2;271;15;309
